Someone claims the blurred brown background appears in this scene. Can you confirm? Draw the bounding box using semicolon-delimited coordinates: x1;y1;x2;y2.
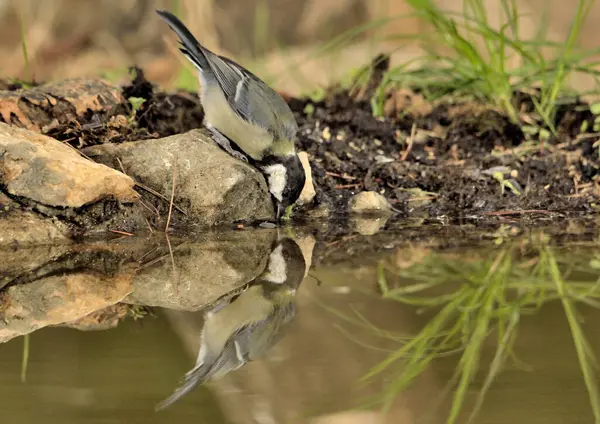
1;0;600;95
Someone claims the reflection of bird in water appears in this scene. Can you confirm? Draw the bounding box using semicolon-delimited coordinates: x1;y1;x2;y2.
156;237;306;410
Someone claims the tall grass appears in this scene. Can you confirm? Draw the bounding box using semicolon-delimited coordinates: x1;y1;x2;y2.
373;0;599;132
164;0;599;135
352;235;600;423
168;1;412;93
17;6;32;82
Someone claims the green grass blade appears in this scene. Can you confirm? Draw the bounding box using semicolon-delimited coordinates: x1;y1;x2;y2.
548;246;600;423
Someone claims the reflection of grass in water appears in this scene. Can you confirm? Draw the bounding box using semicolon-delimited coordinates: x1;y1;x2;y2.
365;236;600;423
548;247;600;422
21;334;30;383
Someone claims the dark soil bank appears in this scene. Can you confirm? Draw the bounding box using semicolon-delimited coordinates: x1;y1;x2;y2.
4;67;599;220
289;88;599;217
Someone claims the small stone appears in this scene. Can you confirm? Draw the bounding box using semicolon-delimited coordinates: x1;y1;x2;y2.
349;141;361;152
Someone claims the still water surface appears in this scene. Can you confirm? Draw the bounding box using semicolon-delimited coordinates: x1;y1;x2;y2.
0;220;599;424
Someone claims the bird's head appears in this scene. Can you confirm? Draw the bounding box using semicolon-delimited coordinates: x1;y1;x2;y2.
261;154;306;219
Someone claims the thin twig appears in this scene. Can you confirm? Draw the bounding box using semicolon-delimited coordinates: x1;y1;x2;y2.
135;241;186;271
165;233;179;295
116;157;127;174
109;229;134;236
117;157;188;216
136;246;159;264
325;171;357;180
144;217;155;233
136;183;188;216
138;198;160;218
336;183;362;189
165;156;178;233
60;138;95;161
407;195;438;202
400;123;417;161
326;235;358;247
484;209;553;216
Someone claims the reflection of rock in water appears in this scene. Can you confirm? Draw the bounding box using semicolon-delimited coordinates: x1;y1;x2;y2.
157;236;309;410
0;229;279;343
124;230;276;310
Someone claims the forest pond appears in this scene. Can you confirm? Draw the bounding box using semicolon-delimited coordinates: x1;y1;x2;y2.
1;215;599;424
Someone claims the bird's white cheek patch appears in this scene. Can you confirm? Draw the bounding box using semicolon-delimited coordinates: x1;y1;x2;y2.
263;164;287;203
264;244;287;284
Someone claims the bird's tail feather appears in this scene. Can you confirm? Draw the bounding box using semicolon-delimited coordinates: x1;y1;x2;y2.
156;9;211;71
155;364;209;411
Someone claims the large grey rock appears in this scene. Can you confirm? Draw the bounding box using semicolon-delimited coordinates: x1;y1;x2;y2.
84;129;274;227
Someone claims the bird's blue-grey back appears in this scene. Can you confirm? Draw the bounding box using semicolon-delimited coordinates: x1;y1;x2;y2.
157;9;298;144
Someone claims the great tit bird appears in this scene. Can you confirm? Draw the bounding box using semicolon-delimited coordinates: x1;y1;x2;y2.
156;237;306;410
156;10;306;219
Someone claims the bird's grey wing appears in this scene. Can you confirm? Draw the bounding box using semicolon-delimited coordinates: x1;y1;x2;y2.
180;321;262;386
207;53;297;140
247;301;296;360
203;302;295;376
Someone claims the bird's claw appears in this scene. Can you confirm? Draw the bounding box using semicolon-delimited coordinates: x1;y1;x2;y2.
208;127;249;163
231;150;249;162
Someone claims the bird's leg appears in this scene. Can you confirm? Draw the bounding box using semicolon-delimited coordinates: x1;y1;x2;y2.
207;126;249;163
